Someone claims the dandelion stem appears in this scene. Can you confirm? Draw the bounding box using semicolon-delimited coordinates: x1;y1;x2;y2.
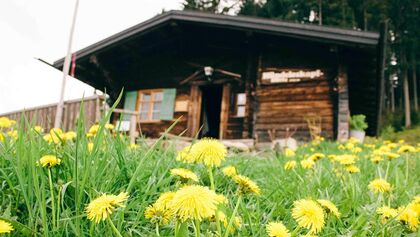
207;167;222;235
47;168;56;231
155;223;160;237
107;217;123;237
194;219;201;237
405;154;409;185
224;195;242;237
291;226;301;236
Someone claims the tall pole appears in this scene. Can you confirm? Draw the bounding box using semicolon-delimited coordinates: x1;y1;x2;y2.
54;0;80;128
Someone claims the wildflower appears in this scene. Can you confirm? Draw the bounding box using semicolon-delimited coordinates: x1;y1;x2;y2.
351;147;362;153
213;211;241;233
0;220;14;234
144;203;172;225
317;199;340;217
170;168;199;182
266;221;291;237
39;155;61;168
233;175;260;195
398;206;419;231
336;154;356;165
284;161;297;170
63;131;77;141
384;152;400;160
190;138;227;167
44;128;64;144
327;155;337;161
348;137;360;144
85;192;129;223
368;178;391;193
377;206;398;223
105;123;115;130
88;124;100;135
308;153;324;162
387;143;398;149
284;148;295;157
301;159;315;169
0;133;4;142
88;142;94;152
345;165;360;173
33;125;44;133
292;199;325;233
7;130;17;139
128;143;139;150
176;145;195;163
222;166;237;177
0;117;13;128
371;155;383;164
169;185;222;221
398;145;416;154
155;192;175;208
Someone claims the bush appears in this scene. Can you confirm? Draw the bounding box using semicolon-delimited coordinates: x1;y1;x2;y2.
349;114;368;131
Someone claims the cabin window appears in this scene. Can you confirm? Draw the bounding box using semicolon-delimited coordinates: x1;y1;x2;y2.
138;90;163;122
236;93;246;117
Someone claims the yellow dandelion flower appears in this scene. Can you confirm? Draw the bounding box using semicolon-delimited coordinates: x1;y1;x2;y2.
155;192;175;208
348;137;360;144
144;203;172;225
398;139;405;144
284;148;295;157
88;142;94;152
63;131;77;141
384;152;400;159
39;155;61;168
284;161;297;170
128;143;139;150
169;185;222;222
292;199;325;234
88;124;100;135
190;138;227;167
176;145;195;163
85;192;129;223
233;175;260;195
0;220;14;234
336;154;356;165
301;159;315;169
105;123;115;130
345;142;355;150
398;145;416;154
407;202;420;216
0;117;13;128
345;165;360;174
377;206;398;223
33;125;44;133
49;128;64;144
170;168;199;182
266;221;291;237
215;194;229;205
0;133;4;142
368;178;391;193
398;206;419;231
308;153;324;162
327;155;337;161
371;155;383;164
351;147;362;153
317;199;340;217
387;143;398;149
7;130;18;139
222;166;237;177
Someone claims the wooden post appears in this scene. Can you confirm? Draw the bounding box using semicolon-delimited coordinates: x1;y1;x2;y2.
376;21;388;135
337;64;349;141
187;85;202;137
54;0;80;128
219;84;231;139
129;114;137;144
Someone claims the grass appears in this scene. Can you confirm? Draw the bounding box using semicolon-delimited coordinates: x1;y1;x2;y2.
0;111;419;236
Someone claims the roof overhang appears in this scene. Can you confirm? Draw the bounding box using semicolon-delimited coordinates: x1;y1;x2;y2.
53;10;379;68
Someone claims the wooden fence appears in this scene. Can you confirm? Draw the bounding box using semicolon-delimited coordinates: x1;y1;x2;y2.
0;95;105;132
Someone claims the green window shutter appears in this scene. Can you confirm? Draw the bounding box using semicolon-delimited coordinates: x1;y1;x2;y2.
123;91;138;121
160;88;176;120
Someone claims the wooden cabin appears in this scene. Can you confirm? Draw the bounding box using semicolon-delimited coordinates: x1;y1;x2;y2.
53;11;385;142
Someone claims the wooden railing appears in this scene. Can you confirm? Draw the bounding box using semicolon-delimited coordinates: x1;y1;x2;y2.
0;95;105;132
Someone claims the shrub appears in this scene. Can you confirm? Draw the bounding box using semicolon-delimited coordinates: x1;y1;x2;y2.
349;114;368;131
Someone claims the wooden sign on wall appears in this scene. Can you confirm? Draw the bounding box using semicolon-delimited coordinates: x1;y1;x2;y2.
261;69;324;84
175;100;189;112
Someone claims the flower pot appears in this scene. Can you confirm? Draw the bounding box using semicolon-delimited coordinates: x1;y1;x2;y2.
349;130;365;143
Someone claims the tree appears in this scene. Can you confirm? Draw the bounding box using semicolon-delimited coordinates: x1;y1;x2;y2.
182;0;243;14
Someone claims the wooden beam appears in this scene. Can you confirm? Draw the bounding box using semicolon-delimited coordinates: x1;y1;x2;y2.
180;70;202;85
219;84;231;139
187;85;202;137
337;64;349;141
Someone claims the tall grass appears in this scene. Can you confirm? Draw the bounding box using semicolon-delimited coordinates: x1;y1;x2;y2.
0;111;419;236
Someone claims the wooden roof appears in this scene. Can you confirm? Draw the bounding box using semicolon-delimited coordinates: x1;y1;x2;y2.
53;10;379;68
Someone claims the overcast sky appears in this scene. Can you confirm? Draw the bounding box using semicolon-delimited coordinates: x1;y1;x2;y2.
0;0;183;114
